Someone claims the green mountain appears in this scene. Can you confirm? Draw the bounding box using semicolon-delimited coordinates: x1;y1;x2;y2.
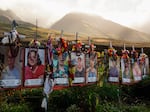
0;9;49;42
0;9;21;21
50;12;150;43
0;9;150;47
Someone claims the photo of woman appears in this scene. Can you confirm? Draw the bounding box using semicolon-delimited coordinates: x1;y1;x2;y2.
139;53;149;79
1;49;20;80
121;58;132;83
24;48;45;86
71;52;85;84
86;60;97;77
132;62;142;81
123;65;131;79
0;46;22;88
52;52;69;85
108;58;120;83
86;57;97;83
75;57;85;77
109;60;119;77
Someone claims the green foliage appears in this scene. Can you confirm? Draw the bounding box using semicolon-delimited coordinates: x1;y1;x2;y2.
96;102;150;112
96;102;120;112
48;84;119;112
66;104;80;112
1;81;150;112
0;101;32;112
121;76;150;104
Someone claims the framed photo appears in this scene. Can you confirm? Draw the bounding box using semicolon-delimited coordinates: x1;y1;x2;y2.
71;52;85;84
108;57;120;83
131;61;142;82
139;53;149;79
85;53;97;83
24;48;45;87
121;58;132;84
53;51;69;85
0;46;22;88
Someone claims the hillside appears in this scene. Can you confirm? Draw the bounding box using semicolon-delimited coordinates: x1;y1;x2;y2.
50;12;150;43
0;10;150;47
0;9;35;27
0;9;21;21
136;22;150;35
0;20;150;48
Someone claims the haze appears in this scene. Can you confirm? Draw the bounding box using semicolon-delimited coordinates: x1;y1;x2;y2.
0;0;150;33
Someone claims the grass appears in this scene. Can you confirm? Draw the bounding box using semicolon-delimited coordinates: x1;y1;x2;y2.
1;21;150;47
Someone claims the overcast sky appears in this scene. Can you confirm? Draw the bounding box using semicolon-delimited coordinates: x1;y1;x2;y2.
0;0;150;30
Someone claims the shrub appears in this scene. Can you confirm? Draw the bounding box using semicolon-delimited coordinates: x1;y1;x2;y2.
66;104;80;112
96;102;120;112
0;101;32;112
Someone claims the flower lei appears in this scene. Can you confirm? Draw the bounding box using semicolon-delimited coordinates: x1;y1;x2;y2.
72;40;82;52
131;50;138;60
56;37;68;55
108;47;118;60
87;44;95;53
122;49;129;59
139;53;147;65
122;49;130;65
46;35;53;65
29;39;41;47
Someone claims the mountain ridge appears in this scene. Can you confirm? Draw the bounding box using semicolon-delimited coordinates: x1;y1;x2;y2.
0;9;150;47
50;12;150;42
0;9;21;21
0;9;35;27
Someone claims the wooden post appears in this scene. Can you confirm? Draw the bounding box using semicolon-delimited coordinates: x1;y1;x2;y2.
88;37;91;45
110;41;112;48
35;18;38;40
60;30;63;38
124;43;126;50
75;32;78;44
141;48;143;53
132;45;135;51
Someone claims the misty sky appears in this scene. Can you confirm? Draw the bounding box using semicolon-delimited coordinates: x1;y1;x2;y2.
0;0;150;30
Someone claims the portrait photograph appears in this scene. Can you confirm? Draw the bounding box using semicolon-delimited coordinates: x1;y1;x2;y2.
53;51;69;85
0;46;22;88
85;53;97;83
132;61;142;82
24;48;45;86
121;58;132;84
71;52;85;84
108;57;120;83
139;55;149;79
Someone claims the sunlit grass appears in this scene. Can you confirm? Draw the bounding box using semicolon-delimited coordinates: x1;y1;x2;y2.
0;22;150;47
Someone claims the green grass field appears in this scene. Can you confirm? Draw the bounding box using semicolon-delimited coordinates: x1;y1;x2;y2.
0;21;150;47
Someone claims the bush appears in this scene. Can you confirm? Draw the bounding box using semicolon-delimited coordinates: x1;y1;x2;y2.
122;103;150;112
0;101;32;112
96;102;150;112
96;102;120;112
66;104;80;112
1;81;150;112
